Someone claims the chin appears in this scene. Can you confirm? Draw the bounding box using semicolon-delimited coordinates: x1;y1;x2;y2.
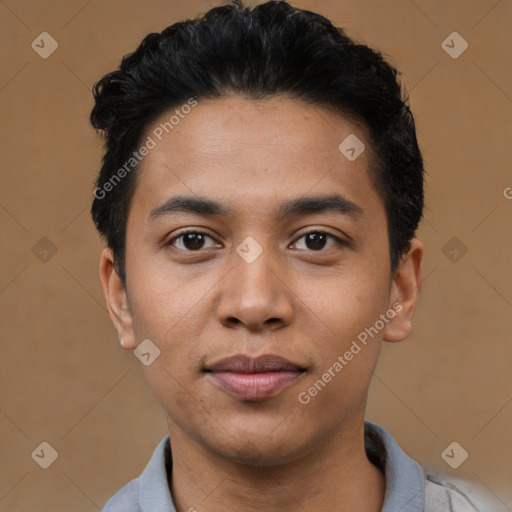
201;428;310;467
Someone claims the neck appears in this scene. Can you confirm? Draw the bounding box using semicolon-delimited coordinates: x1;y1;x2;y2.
167;418;385;512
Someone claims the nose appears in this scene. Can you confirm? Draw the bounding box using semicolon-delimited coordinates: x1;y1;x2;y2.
216;246;294;332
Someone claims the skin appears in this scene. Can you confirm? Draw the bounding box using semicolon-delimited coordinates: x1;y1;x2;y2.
99;95;423;512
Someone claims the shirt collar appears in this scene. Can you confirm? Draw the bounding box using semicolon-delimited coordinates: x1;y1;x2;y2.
139;434;176;511
366;421;425;511
138;420;425;511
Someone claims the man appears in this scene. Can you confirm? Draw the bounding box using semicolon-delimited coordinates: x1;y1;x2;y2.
90;1;498;510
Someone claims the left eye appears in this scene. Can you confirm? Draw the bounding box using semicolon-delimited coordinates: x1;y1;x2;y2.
291;231;342;251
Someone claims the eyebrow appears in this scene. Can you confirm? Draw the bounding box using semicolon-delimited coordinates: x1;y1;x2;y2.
148;194;364;222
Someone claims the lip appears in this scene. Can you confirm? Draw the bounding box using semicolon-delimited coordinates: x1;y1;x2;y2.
205;354;306;401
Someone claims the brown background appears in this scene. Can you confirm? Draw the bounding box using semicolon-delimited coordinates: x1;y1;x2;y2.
0;0;511;510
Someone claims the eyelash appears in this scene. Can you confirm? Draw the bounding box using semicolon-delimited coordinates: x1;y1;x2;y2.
166;229;347;252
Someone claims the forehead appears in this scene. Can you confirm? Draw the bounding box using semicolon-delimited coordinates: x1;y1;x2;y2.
129;95;383;224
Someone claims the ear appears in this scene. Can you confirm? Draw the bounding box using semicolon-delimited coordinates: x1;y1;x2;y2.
382;237;424;343
99;247;137;350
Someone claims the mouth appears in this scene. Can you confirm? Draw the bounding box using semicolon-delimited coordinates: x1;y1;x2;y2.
204;354;306;401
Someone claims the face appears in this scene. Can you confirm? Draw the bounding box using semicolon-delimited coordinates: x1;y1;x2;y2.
100;95;422;465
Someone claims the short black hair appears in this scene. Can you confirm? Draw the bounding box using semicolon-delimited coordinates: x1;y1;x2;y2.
90;0;424;284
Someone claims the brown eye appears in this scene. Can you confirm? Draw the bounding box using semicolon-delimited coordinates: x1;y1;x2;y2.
291;231;344;251
305;233;328;250
167;231;219;251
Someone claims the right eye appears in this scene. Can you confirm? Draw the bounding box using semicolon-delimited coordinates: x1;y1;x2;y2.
166;230;222;251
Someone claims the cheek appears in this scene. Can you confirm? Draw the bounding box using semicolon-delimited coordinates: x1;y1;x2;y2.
294;264;389;402
126;249;215;340
302;264;390;348
295;286;385;413
126;278;209;409
125;254;227;381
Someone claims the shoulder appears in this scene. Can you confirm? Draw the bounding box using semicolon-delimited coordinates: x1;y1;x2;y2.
363;421;505;512
424;472;505;512
102;477;141;512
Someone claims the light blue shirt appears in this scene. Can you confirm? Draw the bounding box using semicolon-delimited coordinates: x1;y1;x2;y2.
102;421;499;511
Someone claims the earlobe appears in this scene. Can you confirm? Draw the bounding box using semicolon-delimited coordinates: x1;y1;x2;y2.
99;247;137;350
382;238;424;343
